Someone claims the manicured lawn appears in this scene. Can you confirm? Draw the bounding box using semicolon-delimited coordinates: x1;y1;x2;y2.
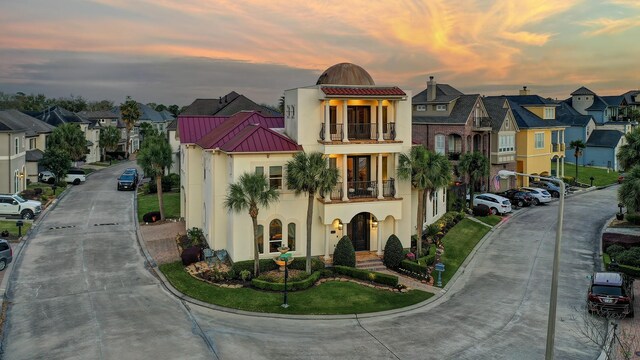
160;262;433;314
439;218;491;286
0;220;32;239
137;191;180;221
552;162;620;186
473;215;502;227
27;182;66;197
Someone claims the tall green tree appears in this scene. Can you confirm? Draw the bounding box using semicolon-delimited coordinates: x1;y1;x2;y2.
139;122;158;145
618;165;640;214
398;146;452;256
55;95;87;113
569;139;586;180
137;134;173;220
87;100;114;111
285;152;339;273
120;96;141;157
99;126;121;161
48;123;87;163
224;173;279;276
39;148;71;185
168;104;180;117
458;151;489;210
278;95;285;114
617;128;640;171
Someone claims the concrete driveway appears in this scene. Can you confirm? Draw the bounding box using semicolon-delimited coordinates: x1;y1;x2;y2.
187;187;617;359
1;163;213;360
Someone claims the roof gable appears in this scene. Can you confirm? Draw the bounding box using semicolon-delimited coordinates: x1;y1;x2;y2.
483;97;518;132
505;98;566;129
220;124;301;153
178;116;229;143
184;111;284;148
34;106;90;127
412;94;480;125
571;86;595;96
586;129;624;148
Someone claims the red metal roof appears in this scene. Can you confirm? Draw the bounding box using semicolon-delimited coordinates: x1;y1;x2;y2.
321;86;406;97
220;124;302;153
178;112;283;144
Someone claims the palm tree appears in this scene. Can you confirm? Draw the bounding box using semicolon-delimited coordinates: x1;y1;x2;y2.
48;123;87;165
617;128;640;171
398;146;452;257
569;139;586;181
285;152;339;273
618;165;640;214
224;172;279;276
458;151;489;210
99;125;121;162
137;134;173;220
120;96;140;157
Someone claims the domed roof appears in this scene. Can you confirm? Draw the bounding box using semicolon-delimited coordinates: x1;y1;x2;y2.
316;63;375;86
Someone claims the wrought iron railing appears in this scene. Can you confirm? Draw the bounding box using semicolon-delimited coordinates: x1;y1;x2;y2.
320;123;343;141
347;181;377;198
472;117;492;129
321;122;397;141
347;123;377;140
552;143;560;152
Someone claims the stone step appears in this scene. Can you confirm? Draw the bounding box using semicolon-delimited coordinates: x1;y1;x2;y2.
356;258;386;272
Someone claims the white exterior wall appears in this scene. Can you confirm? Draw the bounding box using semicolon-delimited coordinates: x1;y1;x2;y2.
183;144;203;229
168;129;180;174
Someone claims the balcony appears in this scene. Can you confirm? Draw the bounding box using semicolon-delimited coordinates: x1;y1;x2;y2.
320;122;396;142
472;117;492;130
552;143;565;152
328;179;395;201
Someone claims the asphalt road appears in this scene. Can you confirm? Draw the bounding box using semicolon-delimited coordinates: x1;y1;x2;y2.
1;163;213;360
0;163;618;359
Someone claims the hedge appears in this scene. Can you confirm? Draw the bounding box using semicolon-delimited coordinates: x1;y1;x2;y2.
604;253;640;277
251;271;323;291
289;257;325;272
399;259;428;276
231;259;278;277
333;265;398;287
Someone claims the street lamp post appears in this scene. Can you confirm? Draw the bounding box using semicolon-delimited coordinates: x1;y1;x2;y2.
498;170;565;360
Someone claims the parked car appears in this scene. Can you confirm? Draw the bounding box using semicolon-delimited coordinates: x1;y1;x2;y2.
587;272;634;318
498;189;534;208
520;187;552;205
0;239;12;271
472;193;512;215
117;173;137;191
122;168;140;184
38;168;86;185
530;180;567;198
0;193;42;219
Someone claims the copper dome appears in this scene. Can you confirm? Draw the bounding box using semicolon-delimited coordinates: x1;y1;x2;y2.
316;63;375;86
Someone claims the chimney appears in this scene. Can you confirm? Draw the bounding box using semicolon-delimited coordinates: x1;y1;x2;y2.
218;97;222;104
427;76;436;101
519;86;530;96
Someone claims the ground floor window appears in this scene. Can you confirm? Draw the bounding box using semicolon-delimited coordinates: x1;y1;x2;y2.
287;223;296;251
257;225;264;254
269;219;282;252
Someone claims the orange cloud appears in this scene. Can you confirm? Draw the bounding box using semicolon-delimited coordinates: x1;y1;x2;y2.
581;17;640;36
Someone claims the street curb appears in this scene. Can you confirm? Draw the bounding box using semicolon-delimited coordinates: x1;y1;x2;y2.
596;214;618;360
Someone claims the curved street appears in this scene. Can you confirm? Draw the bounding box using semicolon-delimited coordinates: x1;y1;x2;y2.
1;163;617;359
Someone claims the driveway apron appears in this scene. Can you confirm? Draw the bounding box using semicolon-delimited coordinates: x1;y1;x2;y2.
1;163;213;360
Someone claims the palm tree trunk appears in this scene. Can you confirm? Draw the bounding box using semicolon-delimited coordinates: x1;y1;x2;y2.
305;192;314;274
156;174;165;220
416;189;424;256
575;153;578;181
251;215;260;276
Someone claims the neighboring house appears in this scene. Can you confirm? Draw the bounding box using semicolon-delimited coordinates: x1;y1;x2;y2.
33;106;101;163
78;110;127;154
483;97;520;191
166;119;179;174
412;77;493;192
180;63;416;262
621;90;640;114
136;103;174;134
502;87;568;185
4;110;55;183
584;130;625;170
181;91;280;116
0;110;28;193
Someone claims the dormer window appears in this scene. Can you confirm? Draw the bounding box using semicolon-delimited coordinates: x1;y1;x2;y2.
436;104;446;111
544;107;554;119
416;105;426;112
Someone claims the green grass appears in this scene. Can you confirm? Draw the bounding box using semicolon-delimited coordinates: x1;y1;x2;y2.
473;215;502;227
439;218;491;286
552;162;620;186
0;220;32;239
137;191;180;221
160;262;433;314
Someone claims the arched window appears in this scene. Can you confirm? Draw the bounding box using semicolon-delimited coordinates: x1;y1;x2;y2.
257;225;264;254
269;219;282;253
287;223;296;251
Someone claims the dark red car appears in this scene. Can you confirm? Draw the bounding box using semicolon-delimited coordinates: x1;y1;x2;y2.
498;189;534;208
587;272;634;318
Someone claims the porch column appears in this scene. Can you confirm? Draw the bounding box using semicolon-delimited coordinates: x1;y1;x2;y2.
377;101;383;141
376;222;383;256
377;153;384;199
342;155;349;201
342;100;349;142
394;154;400;198
324;101;330;142
324;224;331;260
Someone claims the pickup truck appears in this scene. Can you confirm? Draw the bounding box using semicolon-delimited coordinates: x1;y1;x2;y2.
0;193;42;219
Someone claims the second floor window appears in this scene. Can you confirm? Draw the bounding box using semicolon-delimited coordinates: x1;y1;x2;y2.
544;108;554;119
535;133;545;149
29;138;36;150
435;134;445;154
14;138;19;154
436;104;446;111
416;105;426;111
269;166;282;190
499;135;515;152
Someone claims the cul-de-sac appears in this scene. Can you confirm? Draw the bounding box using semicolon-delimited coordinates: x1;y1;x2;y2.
0;2;639;359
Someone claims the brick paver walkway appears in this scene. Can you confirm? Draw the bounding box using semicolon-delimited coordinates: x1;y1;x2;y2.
139;220;185;264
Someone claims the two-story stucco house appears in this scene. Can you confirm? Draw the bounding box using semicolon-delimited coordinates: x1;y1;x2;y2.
179;63;434;262
0;110;28;193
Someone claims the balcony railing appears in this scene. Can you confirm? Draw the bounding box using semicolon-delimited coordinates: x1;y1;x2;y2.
472;117;492;129
328;180;395;200
552;143;565;152
320;122;396;141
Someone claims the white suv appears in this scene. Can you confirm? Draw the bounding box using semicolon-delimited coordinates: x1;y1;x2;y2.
520;187;552;205
472;193;512;215
39;169;86;185
0;194;42;219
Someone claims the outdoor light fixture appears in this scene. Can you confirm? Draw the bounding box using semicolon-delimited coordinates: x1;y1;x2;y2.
337;221;343;231
497;169;565;360
371;219;378;228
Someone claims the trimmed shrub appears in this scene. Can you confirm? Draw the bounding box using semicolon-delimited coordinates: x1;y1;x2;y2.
399;259;428;276
626;213;640;225
147;176;173;194
289;257;325;272
142;211;162;223
455;211;465;222
472;204;490;217
383;234;404;269
333;236;355;267
231;259;278;277
166;173;180;188
251;271;322;291
606;244;626;259
333;266;398;287
616;247;640;267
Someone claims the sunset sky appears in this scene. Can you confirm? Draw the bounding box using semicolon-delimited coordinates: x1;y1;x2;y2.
1;0;639;107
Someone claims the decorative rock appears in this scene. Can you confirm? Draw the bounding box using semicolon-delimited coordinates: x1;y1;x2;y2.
400;288;408;293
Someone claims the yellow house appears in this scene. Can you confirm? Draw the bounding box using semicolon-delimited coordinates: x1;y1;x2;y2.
504;89;567;186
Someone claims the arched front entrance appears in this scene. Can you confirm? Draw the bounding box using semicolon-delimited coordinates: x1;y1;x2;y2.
347;212;374;251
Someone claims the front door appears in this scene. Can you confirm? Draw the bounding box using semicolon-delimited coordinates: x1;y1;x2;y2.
348;212;370;251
